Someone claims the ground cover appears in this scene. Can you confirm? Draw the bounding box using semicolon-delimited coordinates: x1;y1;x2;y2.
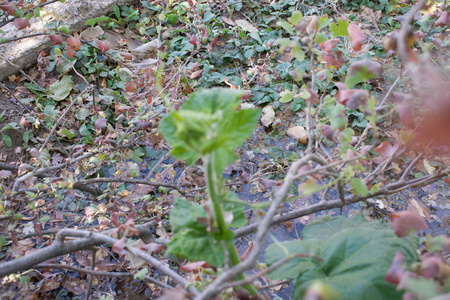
0;0;449;299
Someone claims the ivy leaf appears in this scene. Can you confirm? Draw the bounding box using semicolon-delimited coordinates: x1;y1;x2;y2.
49;75;73;101
279;90;294;103
265;215;419;300
330;19;349;37
133;268;148;280
277;20;294;35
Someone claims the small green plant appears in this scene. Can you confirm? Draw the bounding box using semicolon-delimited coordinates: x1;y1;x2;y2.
160;88;260;294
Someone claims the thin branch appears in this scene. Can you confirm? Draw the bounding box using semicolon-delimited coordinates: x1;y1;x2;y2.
35;263;174;290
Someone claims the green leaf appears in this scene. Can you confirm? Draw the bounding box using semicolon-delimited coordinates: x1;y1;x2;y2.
288;11;303;26
330;19;349;37
292;44;305;61
114;5;121;20
75;108;91;120
133;268;149;280
275;38;293;54
404;278;441;299
277;20;294;35
61;129;77;140
169;198;207;233
223;192;246;228
160;88;260;172
2;134;12;147
249;32;263;44
167;224;225;266
0;235;6;246
350;178;368;196
49;75;73;101
279;90;294;103
265;216;418;300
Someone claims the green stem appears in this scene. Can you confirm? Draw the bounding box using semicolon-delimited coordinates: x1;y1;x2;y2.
205;153;257;296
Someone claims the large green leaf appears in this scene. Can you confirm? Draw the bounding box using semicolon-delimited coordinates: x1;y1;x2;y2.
160;88;260;172
167;198;226;266
265;216;419;300
49;75;73;101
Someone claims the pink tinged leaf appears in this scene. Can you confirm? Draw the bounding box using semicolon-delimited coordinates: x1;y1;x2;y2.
337;89;369;107
402;293;420;300
348;59;383;78
375;141;400;159
111;213;119;227
385;251;405;285
434;11;449;27
0;4;16;16
189;35;197;46
66;45;75;58
66;34;81;51
95;118;107;130
49;34;63;45
120;52;133;60
190;69;204;79
421;254;444;279
320;38;340;53
112;238;128;255
335;82;346;91
133;120;152;129
97;41;110;52
140;242;165;254
179;261;209;273
321;125;335;142
29;148;40;158
240;171;249;184
14;18;30;30
397;103;415;129
347;23;365;51
307;89;319;104
258;178;282;192
321;50;345;69
191;61;199;71
391;209;428;238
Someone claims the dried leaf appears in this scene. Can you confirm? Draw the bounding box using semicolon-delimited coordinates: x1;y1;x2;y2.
347;23;365;51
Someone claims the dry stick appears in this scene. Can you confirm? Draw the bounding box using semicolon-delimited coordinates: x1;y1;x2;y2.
85;247;97;300
75;176;186;195
35;263;174;290
0;221;156;277
234;168;448;239
378;70;408;107
195;154;314;299
55;229;199;296
4;58;45;89
218;253;323;290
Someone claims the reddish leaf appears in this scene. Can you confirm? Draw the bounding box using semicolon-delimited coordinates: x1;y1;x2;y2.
0;4;16;16
112;237;128;255
189;34;197;46
320;38;340;53
179;261;209;273
140;242;165;254
347;59;383;78
421;253;444;279
10;230;18;246
337;89;369;109
111;213;119;227
347;23;365;51
34;221;42;237
133;120;152;129
14;18;30;30
97;41;110;52
391;209;428;238
375;141;400;159
65;45;75;58
385;251;405;284
49;34;62;45
120;52;133;60
94;118;107;130
125;81;137;93
190;61;199;71
258;178;282;192
434;11;449;27
321;50;345;69
66;34;81;51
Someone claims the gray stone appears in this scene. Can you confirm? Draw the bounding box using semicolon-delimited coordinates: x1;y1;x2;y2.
0;0;139;82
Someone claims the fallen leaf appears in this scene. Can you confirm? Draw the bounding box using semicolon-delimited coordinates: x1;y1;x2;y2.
235;19;258;33
287;126;308;144
261;105;275;127
391;209;428;238
348;23;365;51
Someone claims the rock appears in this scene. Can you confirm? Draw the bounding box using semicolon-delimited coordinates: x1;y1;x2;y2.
0;0;140;82
287;126;308;144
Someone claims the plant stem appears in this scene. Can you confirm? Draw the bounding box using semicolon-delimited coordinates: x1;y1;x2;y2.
205;153;257;296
